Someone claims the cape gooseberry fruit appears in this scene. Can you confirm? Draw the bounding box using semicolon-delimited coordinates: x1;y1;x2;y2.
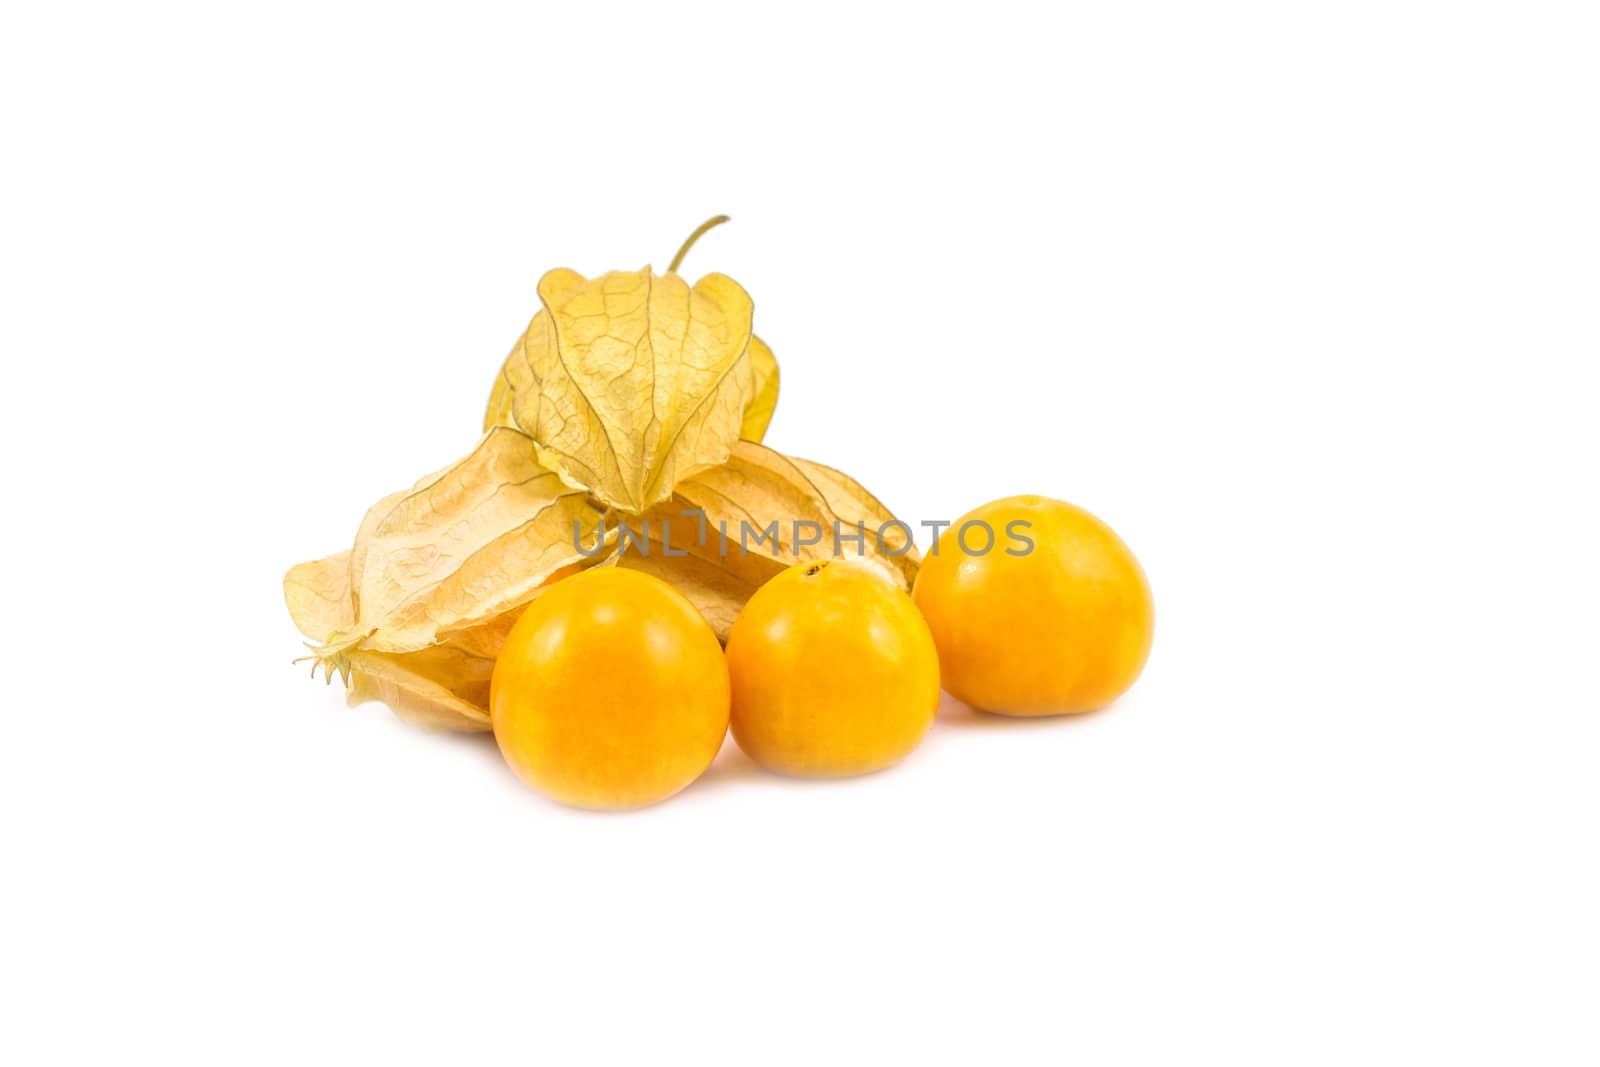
725;559;940;777
491;568;729;810
912;495;1153;716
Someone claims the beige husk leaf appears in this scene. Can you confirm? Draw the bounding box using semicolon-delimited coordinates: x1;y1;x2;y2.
486;325;779;448
287;220;933;732
484;266;764;514
343;429;602;654
611;440;920;641
286;551;496;731
342;646;497;732
483;217;779;458
738;336;779;441
286;435;917;724
284;427;613;730
285;562;594;734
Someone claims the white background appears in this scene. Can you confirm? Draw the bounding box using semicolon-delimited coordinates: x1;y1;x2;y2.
3;2;1596;1063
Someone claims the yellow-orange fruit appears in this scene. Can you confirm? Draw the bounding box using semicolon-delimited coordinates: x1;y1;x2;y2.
913;495;1153;716
491;568;729;810
726;560;940;777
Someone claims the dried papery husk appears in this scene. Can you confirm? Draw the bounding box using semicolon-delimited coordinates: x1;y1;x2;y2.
613;498;782;641
334;427;605;654
286;556;495;731
487;318;779;448
289;223;910;729
285;428;616;729
671;441;920;589
787;455;920;590
484;267;763;513
604;442;920;641
739;336;779;441
481;218;781;507
342;645;497;732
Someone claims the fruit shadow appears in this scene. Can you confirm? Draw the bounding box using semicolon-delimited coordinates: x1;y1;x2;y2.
420;721;846;806
933;689;1109;730
690;731;916;796
408;696;1106;807
432;729;759;813
420;724;507;767
690;738;781;794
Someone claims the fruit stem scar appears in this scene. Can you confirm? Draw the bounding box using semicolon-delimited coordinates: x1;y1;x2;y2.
804;562;828;577
667;215;731;274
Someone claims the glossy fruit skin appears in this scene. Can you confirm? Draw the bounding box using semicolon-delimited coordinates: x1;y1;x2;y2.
490;567;729;810
725;560;940;777
913;495;1153;717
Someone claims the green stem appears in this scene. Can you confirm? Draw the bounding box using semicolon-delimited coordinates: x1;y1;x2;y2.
667;215;730;273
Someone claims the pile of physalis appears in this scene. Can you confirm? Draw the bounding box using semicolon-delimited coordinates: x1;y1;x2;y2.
286;218;1156;810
